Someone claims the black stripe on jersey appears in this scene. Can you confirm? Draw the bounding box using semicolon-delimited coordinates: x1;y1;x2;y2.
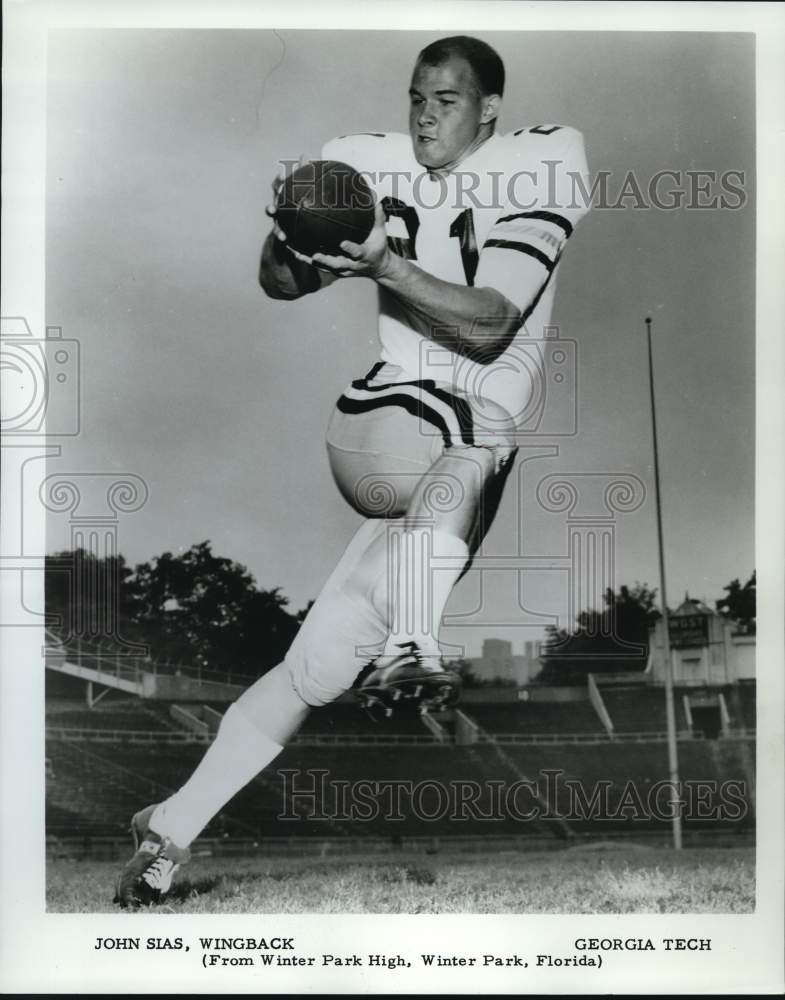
521;249;563;323
496;210;574;239
422;384;475;446
362;361;386;382
483;240;556;273
346;377;476;446
336;392;456;448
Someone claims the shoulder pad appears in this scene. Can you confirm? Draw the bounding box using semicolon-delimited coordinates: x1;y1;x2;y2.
336;132;388;141
503;124;586;165
321;132;410;173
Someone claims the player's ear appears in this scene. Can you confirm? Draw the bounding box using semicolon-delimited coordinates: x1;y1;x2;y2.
480;93;501;125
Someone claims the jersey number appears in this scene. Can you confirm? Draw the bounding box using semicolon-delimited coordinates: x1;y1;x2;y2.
382;199;479;286
514;124;562;136
382;197;420;259
449;208;479;286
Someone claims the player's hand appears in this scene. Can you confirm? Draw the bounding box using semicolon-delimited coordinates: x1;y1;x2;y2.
265;175;288;242
265;155;311;262
310;201;393;281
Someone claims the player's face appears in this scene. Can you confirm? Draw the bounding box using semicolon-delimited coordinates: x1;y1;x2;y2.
409;56;496;171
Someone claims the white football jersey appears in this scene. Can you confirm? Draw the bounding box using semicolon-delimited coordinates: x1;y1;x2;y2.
322;125;590;423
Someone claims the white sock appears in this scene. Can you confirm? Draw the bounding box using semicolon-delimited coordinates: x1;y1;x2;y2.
380;527;469;657
150;664;309;847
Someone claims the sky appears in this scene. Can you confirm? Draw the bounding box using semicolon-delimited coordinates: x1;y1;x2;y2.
45;29;755;657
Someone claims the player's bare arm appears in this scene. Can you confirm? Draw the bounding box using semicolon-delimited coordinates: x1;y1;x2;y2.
259;230;325;300
258;169;337;300
379;250;523;364
311;204;523;364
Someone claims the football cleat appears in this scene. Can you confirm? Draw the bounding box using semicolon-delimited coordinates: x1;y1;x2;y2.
355;642;461;716
113;803;191;909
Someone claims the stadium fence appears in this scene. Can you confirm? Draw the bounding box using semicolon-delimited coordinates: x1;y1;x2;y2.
43;725;756;746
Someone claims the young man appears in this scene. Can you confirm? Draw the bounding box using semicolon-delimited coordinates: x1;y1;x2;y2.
115;35;590;907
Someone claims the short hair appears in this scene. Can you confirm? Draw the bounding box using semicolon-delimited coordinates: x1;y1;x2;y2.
416;35;505;97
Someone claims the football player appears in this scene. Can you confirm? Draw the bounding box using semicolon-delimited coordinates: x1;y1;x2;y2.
115;35;590;907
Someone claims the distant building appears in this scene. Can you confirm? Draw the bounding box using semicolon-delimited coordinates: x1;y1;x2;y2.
464;639;538;686
646;595;755;686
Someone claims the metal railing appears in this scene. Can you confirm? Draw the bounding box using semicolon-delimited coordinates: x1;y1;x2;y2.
46;726;212;744
477;729;705;745
45;726;445;746
45;725;752;747
45;629;257;689
291;733;442;746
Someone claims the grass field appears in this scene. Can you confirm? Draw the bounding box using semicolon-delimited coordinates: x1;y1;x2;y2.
47;844;754;914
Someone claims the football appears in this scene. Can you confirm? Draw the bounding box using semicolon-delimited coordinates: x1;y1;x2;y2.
275;160;376;258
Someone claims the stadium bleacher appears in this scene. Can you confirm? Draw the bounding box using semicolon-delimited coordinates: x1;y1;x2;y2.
729;681;756;731
298;701;432;736
45;695;435;741
499;739;754;831
44;681;756;844
45;740;559;840
46;739;207;837
46;699;182;733
45;733;755;841
600;686;690;733
465;700;604;735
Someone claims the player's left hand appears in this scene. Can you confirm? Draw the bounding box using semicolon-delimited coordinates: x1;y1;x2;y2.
310;202;392;280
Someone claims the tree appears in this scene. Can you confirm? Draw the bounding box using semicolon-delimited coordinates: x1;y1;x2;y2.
537;583;661;685
235;587;302;672
130;541;302;673
45;549;144;643
46;541;310;676
446;657;481;688
716;571;756;634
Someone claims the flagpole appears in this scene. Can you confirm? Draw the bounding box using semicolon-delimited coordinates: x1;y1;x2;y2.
645;317;682;850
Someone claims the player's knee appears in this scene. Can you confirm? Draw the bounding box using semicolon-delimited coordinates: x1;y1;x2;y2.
285;642;350;708
284;641;345;709
463;397;518;477
284;589;386;707
448;438;516;487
